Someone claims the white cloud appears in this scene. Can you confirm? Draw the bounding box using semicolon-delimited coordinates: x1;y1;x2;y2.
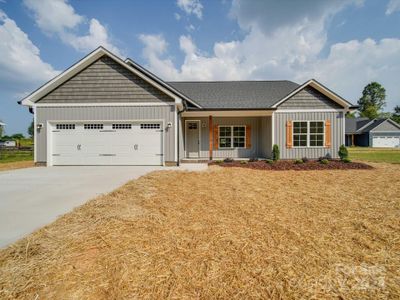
138;0;399;110
177;0;203;19
386;0;400;14
23;0;123;56
174;13;181;21
0;10;59;93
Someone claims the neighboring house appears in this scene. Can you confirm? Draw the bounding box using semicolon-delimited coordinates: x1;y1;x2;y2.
19;47;357;166
0;140;17;148
345;117;400;148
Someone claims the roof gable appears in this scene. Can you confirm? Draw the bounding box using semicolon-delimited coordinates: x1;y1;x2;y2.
20;47;201;108
272;79;354;109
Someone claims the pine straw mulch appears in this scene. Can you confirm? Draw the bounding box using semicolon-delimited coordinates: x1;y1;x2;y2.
0;163;399;299
0;161;35;172
209;160;372;170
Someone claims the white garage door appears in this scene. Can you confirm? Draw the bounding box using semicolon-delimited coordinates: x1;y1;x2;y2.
372;136;400;148
51;122;163;165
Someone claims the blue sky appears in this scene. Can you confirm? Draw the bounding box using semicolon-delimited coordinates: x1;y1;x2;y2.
0;0;399;135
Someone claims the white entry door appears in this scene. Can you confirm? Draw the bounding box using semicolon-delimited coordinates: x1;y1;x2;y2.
185;120;200;158
51;122;163;165
372;136;400;148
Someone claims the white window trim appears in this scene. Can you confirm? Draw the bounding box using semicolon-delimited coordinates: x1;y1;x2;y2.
292;120;325;148
218;125;247;149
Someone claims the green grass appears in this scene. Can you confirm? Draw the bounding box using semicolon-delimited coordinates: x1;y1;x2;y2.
0;150;33;163
348;147;400;164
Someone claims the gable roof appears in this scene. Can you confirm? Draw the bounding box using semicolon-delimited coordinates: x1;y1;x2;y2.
19;47;201;108
357;118;400;133
345;117;370;134
167;81;299;109
271;79;355;109
346;117;400;134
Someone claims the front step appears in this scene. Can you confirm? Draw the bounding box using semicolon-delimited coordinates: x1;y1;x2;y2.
180;159;210;163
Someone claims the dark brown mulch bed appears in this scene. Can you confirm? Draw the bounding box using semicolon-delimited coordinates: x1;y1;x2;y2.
209;160;373;170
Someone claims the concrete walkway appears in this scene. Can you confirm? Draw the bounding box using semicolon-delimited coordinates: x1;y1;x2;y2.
0;164;207;248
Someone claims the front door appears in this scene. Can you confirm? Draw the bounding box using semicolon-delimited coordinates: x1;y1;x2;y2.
186;120;200;158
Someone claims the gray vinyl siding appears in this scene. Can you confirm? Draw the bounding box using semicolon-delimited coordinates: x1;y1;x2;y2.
278;86;342;109
274;111;344;159
370;120;400;132
36;105;176;163
37;56;174;103
182;116;272;159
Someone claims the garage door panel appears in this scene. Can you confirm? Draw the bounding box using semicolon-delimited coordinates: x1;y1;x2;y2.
51;122;163;166
372;136;400;148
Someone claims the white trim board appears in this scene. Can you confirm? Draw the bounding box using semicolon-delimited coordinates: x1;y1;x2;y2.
275;109;344;113
33;102;174;107
20;47;202;109
182;110;274;117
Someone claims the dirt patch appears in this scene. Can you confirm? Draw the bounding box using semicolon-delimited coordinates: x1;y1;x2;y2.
0;161;35;172
210;159;373;170
0;164;399;299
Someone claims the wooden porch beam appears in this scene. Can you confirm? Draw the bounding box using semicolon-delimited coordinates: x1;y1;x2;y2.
209;115;213;160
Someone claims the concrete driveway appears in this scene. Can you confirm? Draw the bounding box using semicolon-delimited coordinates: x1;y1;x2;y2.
0;164;206;248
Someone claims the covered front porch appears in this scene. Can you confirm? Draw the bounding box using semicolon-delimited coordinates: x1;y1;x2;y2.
179;111;273;161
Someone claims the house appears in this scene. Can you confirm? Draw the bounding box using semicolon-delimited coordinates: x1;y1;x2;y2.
19;47;357;166
0;140;17;148
345;117;400;148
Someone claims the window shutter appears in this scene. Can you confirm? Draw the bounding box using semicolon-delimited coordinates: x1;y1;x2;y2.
286;120;293;148
325;119;331;147
214;125;219;150
246;125;251;149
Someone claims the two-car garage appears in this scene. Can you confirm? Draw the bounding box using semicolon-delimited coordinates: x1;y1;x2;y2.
49;122;164;166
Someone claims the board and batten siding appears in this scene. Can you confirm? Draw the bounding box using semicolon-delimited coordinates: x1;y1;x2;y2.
279;86;342;110
36;105;176;163
182;116;272;159
274;111;344;159
37;56;174;103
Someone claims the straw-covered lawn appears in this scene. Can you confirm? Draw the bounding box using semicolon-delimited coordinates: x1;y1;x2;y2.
1;164;399;299
0;161;34;172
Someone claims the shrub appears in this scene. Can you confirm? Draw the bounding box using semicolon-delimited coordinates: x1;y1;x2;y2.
320;159;329;165
338;144;349;160
272;144;280;161
215;160;223;164
343;158;352;163
240;160;248;164
249;157;258;162
294;159;303;164
265;159;274;164
302;157;309;163
223;158;234;163
325;153;332;160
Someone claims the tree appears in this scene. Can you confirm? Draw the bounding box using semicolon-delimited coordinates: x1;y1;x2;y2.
11;133;24;140
28;120;34;138
392;105;400;124
358;82;386;119
345;112;356;118
0;119;4;138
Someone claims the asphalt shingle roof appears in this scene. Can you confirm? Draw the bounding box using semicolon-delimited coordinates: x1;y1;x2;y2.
345;117;370;134
167;80;299;109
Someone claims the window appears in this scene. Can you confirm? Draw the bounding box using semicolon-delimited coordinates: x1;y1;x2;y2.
219;126;246;148
188;122;198;130
112;124;132;129
140;123;161;129
56;124;75;130
84;124;103;130
293;121;324;147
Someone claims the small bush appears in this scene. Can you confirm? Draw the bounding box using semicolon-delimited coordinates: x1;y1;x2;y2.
343;158;352;163
240;160;248;164
215;160;223;164
249;157;258;162
265;159;274;164
272;144;280;161
325;153;332;160
320;159;329;165
338;144;349;160
302;157;309;163
294;159;303;164
223;158;234;163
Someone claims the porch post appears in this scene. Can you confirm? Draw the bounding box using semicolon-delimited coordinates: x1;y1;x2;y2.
209;115;213;160
351;134;355;146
